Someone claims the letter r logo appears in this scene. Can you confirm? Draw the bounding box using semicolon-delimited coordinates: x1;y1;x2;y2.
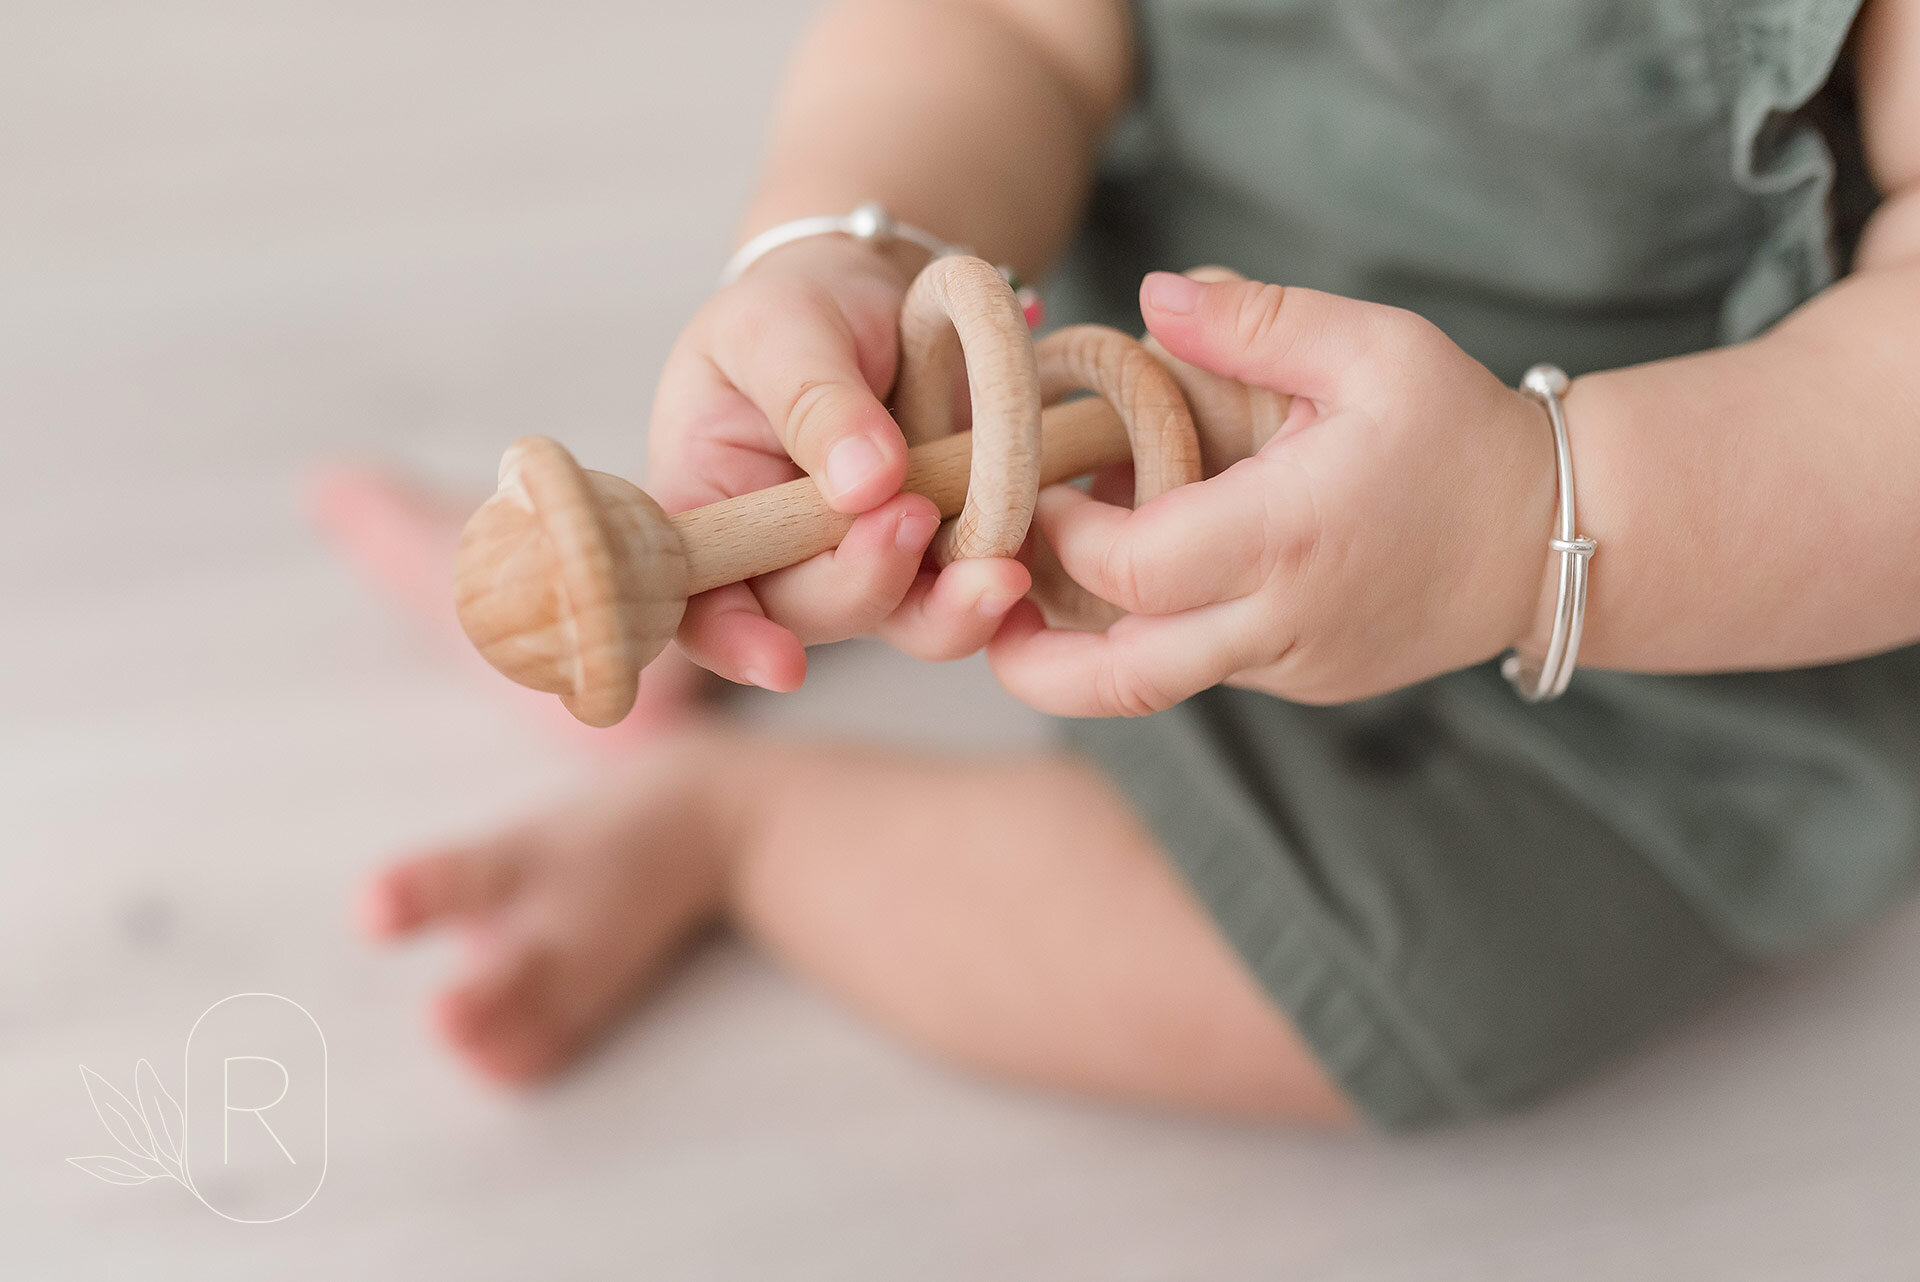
184;995;327;1222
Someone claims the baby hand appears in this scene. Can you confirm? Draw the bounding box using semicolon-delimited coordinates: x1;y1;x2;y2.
989;272;1556;715
648;235;1030;690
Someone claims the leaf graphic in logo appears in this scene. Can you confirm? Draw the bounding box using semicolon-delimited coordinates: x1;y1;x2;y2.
67;994;328;1221
78;1065;155;1161
134;1059;185;1177
66;1155;156;1186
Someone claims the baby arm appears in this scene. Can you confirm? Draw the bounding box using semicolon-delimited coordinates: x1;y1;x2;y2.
1545;0;1920;672
989;0;1920;715
744;0;1131;283
649;0;1132;689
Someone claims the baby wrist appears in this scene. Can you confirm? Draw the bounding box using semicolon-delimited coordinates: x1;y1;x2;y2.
727;226;925;296
723;202;1042;322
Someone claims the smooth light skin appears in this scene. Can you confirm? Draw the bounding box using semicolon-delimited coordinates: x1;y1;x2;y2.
364;729;1351;1122
990;0;1920;713
662;0;1920;711
646;0;1132;692
992;4;1920;712
363;0;1920;1116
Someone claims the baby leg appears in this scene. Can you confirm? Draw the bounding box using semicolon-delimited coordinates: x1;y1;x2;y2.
364;730;1350;1122
728;739;1351;1122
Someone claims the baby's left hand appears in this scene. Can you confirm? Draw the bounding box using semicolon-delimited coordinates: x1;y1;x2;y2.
990;271;1558;715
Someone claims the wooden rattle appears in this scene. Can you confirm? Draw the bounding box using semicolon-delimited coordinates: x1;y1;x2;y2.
453;256;1203;727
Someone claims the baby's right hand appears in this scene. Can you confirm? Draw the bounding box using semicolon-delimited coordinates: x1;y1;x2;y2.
646;235;1032;690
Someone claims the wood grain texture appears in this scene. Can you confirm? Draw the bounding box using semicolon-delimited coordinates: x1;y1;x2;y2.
456;399;1133;724
892;256;1043;564
454;436;689;727
674;396;1133;594
1027;325;1204;631
1036;325;1202;504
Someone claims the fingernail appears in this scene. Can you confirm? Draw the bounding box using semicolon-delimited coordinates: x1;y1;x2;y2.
825;435;884;502
976;590;1021;618
895;511;938;552
741;666;771;689
1143;271;1203;316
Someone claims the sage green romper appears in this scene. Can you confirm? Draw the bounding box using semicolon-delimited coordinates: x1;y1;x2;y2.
1050;0;1919;1129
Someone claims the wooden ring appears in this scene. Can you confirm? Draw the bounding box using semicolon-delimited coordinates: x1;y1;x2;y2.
892;256;1043;564
1027;326;1203;629
1036;325;1202;503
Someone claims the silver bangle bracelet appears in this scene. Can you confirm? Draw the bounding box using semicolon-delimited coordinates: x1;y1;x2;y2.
1501;363;1597;703
720;203;1036;315
721;203;949;284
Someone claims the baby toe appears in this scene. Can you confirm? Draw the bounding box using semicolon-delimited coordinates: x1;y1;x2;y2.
305;463;467;607
360;844;523;939
432;949;573;1085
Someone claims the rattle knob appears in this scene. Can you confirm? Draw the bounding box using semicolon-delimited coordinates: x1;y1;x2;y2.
453;436;690;728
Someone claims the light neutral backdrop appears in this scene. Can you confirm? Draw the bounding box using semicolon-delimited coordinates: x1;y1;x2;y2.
3;2;1917;1277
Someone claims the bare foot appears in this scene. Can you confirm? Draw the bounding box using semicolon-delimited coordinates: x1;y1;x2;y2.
307;461;716;751
359;735;735;1083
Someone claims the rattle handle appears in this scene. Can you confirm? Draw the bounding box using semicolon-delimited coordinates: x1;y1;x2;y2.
674;396;1130;596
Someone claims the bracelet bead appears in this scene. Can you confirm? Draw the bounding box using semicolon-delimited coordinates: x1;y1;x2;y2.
846;201;892;242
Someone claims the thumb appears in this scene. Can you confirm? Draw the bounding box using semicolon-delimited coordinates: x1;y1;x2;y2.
711;297;909;513
1139;272;1379;402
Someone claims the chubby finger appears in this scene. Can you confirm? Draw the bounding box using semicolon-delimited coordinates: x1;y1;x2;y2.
1139;273;1387;403
751;494;942;645
1137;268;1294;473
876;556;1031;662
675;583;808;691
987;597;1256;718
1034;472;1272;616
709;293;907;513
